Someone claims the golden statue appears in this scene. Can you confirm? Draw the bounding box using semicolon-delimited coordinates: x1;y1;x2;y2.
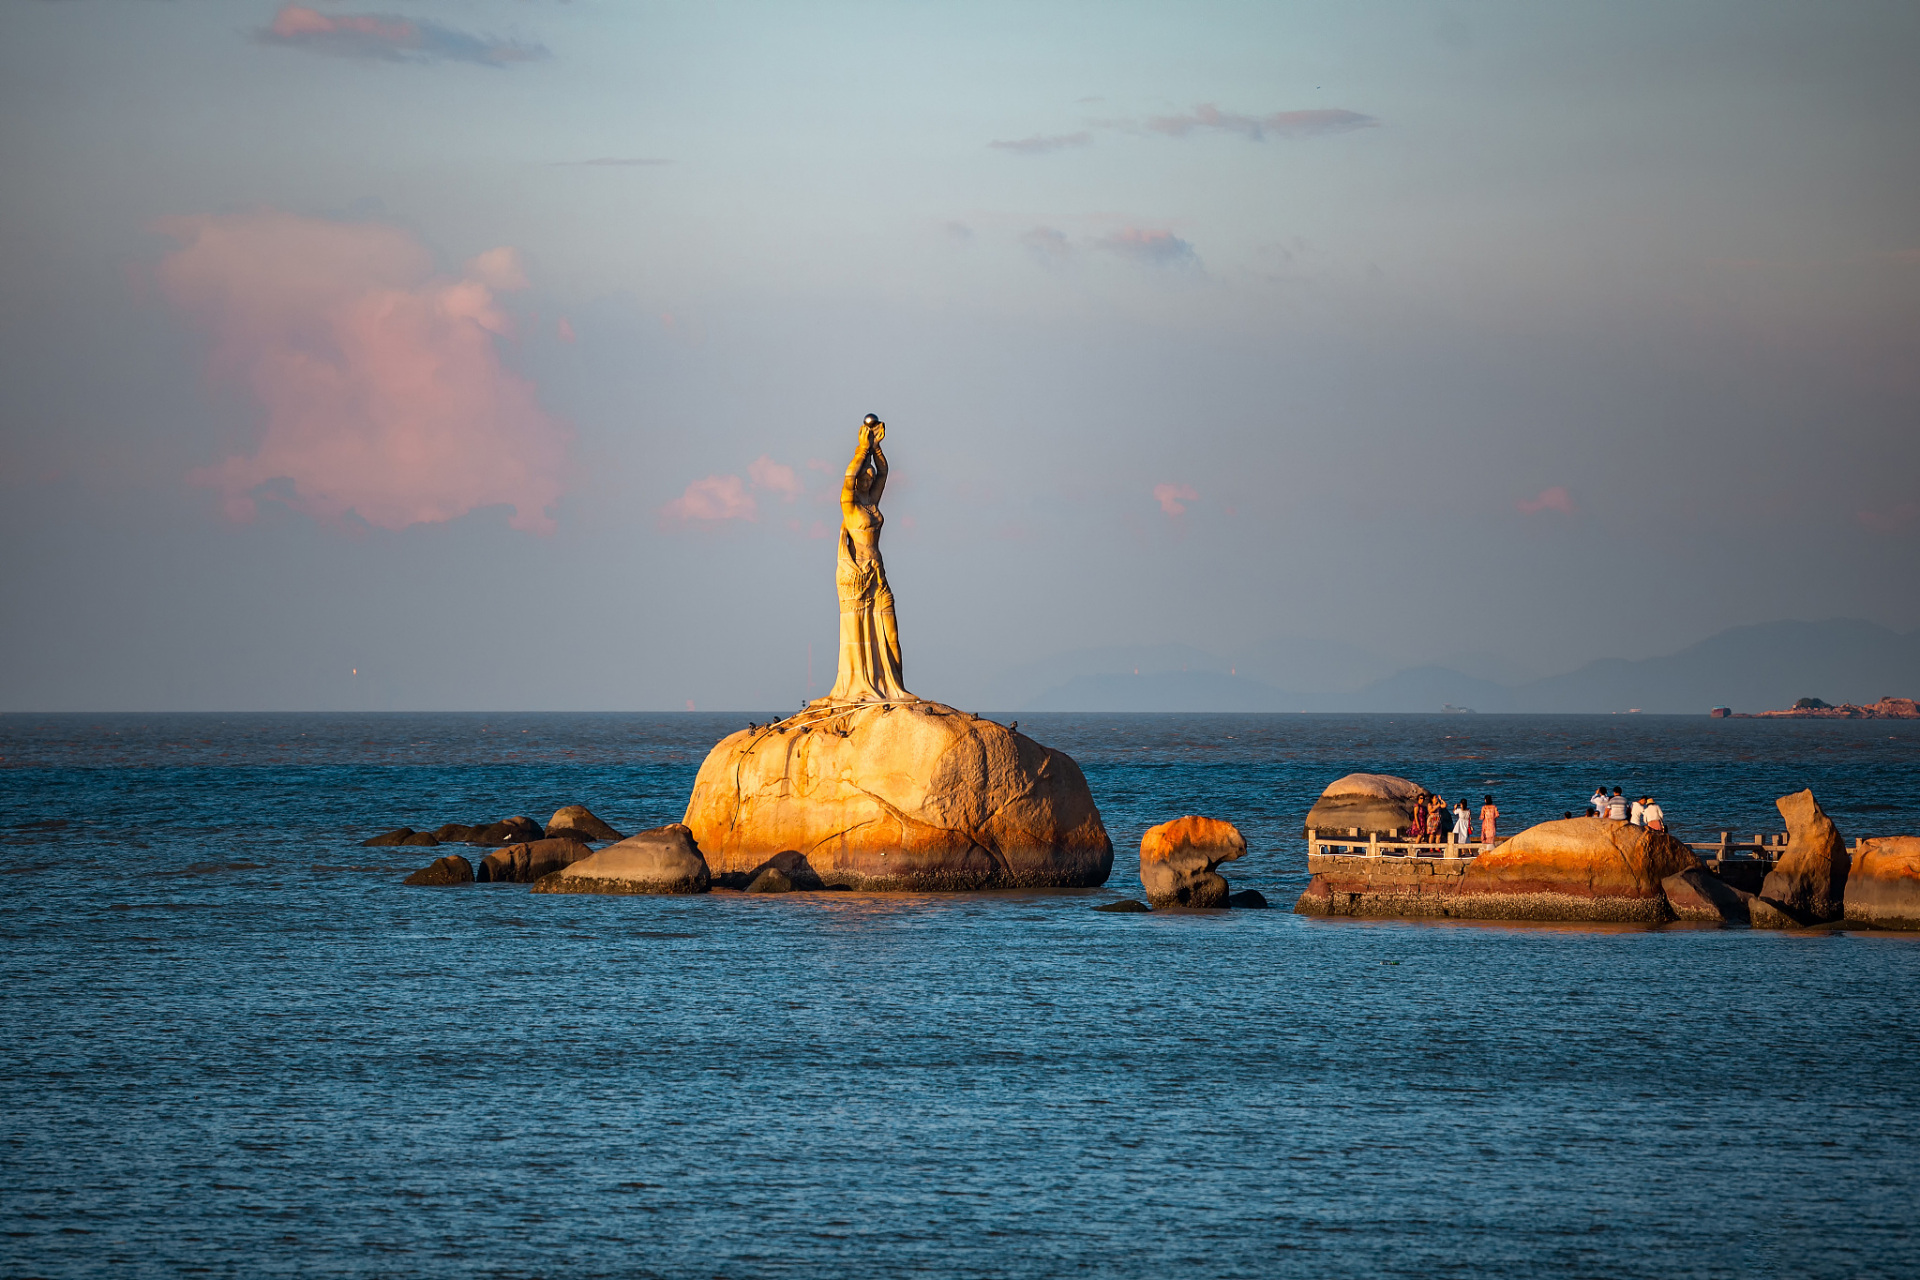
825;414;913;703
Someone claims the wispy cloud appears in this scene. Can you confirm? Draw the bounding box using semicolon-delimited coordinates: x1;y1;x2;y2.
1153;483;1197;517
258;5;549;67
1517;486;1574;515
989;131;1093;155
1100;228;1197;267
748;455;802;501
1143;105;1377;140
1022;227;1072;262
663;474;756;525
553;157;673;167
158;211;569;534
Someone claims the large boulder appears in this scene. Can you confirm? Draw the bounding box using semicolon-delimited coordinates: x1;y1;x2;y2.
402;853;474;886
1661;867;1752;924
1455;817;1701;921
1139;816;1246;908
681;701;1112;891
531;824;711;895
1303;773;1427;836
1844;837;1920;930
477;838;592;884
545;805;623;843
1754;790;1850;926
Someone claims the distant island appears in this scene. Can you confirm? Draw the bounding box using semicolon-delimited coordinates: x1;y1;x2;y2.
1714;696;1919;720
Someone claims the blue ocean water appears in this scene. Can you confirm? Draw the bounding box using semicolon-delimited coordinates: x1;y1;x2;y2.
3;712;1917;1278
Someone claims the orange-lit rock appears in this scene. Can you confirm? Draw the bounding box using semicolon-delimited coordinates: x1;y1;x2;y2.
1139;816;1246;908
681;701;1112;891
1844;836;1920;930
1661;866;1751;924
1754;790;1850;926
1303;773;1427;836
1456;818;1700;919
532;824;711;895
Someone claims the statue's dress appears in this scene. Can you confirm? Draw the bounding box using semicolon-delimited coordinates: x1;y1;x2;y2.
827;504;911;702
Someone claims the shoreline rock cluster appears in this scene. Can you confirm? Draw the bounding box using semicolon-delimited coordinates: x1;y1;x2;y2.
398;806;624;886
1727;695;1919;720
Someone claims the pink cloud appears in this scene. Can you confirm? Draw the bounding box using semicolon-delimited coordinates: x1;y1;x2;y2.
748;454;802;500
1154;482;1198;516
1101;228;1197;267
1517;486;1574;515
158;211;570;534
259;5;548;66
1857;502;1918;533
555;316;575;342
663;474;756;524
1143;105;1378;140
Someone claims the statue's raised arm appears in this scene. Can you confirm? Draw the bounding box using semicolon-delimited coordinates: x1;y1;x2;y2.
824;414;911;704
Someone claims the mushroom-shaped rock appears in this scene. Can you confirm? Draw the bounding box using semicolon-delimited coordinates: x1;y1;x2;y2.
469;816;544;847
1844;837;1920;930
402;853;474;886
682;701;1112;891
1303;774;1427;837
1661;866;1752;924
1454;817;1701;922
1139;816;1246;908
1754;790;1850;926
477;838;591;884
544;805;623;843
531;824;711;896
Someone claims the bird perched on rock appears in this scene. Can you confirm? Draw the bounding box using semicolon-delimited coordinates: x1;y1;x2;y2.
1009;720;1018;733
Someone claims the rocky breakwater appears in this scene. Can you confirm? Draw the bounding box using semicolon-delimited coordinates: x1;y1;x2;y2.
531;824;711;896
1303;773;1426;837
1139;816;1245;908
1750;789;1850;928
1297;817;1706;922
1844;837;1920;931
682;700;1113;891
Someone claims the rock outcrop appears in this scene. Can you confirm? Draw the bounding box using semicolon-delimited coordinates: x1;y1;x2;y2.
1754;790;1850;926
469;816;544;847
1453;819;1701;921
363;827;439;847
544;805;622;843
1661;866;1752;924
402;853;474;886
1298;817;1703;922
1303;773;1427;836
1227;889;1269;910
1844;837;1920;930
681;701;1112;891
531;824;711;896
1139;816;1246;908
477;838;592;884
1093;899;1151;913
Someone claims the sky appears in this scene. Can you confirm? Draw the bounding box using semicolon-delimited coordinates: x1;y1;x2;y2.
1;1;1916;711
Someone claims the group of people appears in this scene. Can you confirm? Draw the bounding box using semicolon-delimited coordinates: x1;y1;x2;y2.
1586;786;1666;830
1406;792;1500;849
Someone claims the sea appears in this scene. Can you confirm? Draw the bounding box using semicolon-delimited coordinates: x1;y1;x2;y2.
3;711;1917;1279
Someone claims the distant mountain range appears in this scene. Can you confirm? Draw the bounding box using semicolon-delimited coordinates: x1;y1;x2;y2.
1012;619;1920;715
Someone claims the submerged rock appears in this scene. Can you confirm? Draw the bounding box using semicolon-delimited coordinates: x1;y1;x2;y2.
1844;837;1920;930
682;701;1112;891
1661;867;1751;924
544;805;623;844
1093;898;1151;913
363;827;430;848
1139;816;1246;908
477;838;591;884
1754;790;1850;927
1303;773;1427;836
402;854;474;886
432;823;479;843
1228;889;1270;910
531;824;711;896
469;816;544;847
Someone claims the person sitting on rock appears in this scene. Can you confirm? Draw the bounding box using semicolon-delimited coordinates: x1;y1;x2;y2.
1643;798;1666;831
1591;787;1609;817
1607;787;1628;820
1630;795;1647;826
